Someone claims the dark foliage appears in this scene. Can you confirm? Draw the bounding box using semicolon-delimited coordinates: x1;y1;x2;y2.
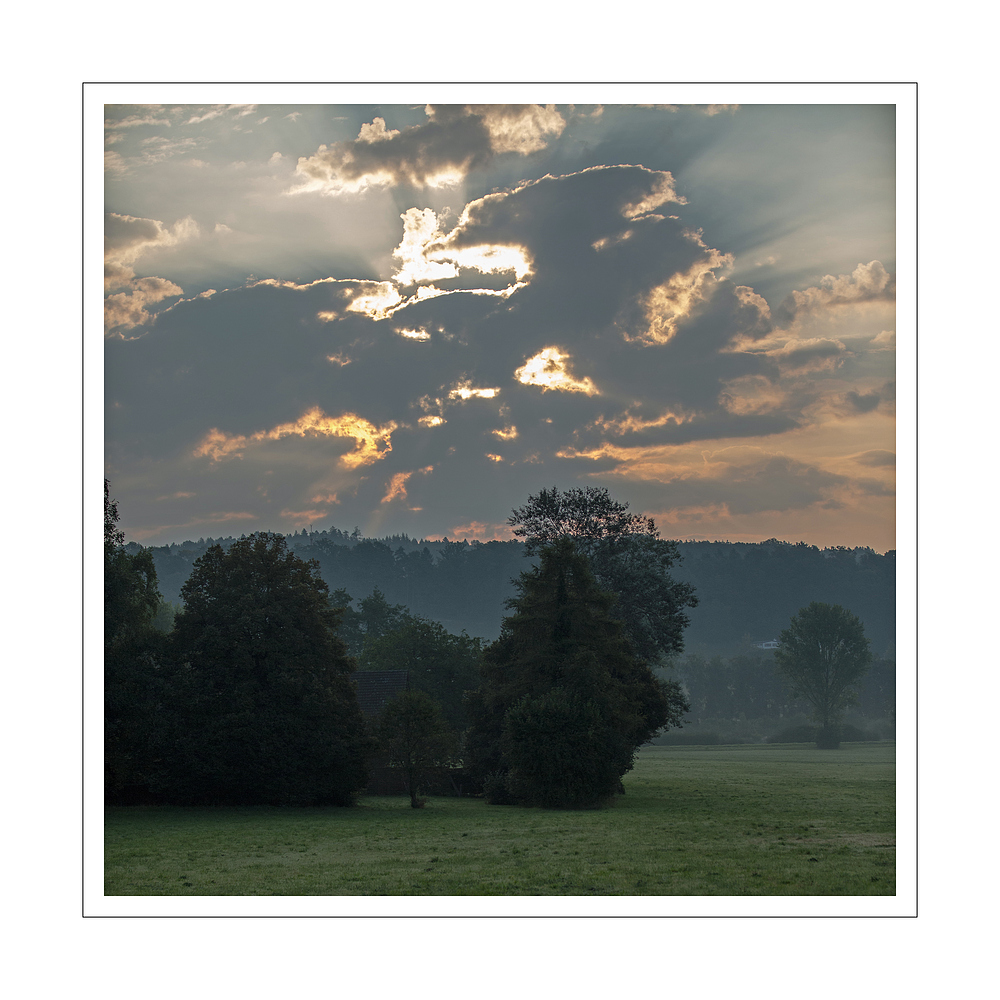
466;539;688;809
105;480;166;803
377;690;460;808
672;540;895;658
332;586;412;658
678;652;806;722
508;487;697;663
157;533;371;805
144;533;895;659
508;486;657;555
359;616;483;730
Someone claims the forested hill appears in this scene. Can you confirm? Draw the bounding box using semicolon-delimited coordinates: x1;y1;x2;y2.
137;531;895;659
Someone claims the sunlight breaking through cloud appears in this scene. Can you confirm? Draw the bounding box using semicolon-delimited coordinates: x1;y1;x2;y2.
193;407;397;468
514;348;598;394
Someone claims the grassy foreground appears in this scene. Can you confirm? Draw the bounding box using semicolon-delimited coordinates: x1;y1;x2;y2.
105;743;895;896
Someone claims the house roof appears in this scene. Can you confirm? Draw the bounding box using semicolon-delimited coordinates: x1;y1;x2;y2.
351;670;409;717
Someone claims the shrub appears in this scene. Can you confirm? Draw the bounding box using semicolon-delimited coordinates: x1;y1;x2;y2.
501;689;632;809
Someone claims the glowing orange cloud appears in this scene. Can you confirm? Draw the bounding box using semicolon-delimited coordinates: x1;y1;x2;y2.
193;407;397;469
449;380;500;400
514;347;597;394
447;520;516;541
381;466;434;504
626;252;729;345
280;508;330;527
590;408;692;436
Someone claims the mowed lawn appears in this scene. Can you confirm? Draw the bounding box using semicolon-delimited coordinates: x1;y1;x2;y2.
104;743;895;896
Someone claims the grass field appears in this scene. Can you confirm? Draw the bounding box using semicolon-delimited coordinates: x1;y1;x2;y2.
104;742;895;896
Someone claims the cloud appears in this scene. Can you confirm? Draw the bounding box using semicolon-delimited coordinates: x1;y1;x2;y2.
773;260;895;326
515;348;598;395
185;104;258;125
854;450;895;468
599;446;865;520
445;104;565;155
104;108;171;130
193;407;398;469
843;380;895;415
104;213;198;289
289;104;565;195
767;337;850;373
381;466;434;505
104;276;184;332
104;213;198;334
106;161;885;544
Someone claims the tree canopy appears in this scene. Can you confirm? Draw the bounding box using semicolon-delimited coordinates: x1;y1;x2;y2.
508;486;697;663
774;602;873;748
105;480;165;801
359;616;483;730
466;539;688;808
161;532;371;804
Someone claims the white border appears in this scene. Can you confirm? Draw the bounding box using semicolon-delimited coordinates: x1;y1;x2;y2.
86;83;915;919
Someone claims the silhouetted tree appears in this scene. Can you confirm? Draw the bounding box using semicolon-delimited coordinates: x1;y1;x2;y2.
467;539;688;808
160;532;371;804
105;480;165;802
774;602;873;748
508;487;696;663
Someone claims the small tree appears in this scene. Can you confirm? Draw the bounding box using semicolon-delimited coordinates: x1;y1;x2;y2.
774;602;873;749
377;691;459;808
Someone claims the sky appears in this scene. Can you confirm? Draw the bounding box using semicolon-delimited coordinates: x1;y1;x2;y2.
103;97;899;551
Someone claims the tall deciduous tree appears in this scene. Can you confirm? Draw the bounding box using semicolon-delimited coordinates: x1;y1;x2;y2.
466;539;688;808
508;487;697;663
162;532;371;805
774;602;873;749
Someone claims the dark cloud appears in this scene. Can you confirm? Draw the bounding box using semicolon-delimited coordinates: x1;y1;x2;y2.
845;389;882;413
106;155;893;544
291;105;566;195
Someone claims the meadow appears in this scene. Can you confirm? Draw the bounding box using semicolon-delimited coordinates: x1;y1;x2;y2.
104;742;895;896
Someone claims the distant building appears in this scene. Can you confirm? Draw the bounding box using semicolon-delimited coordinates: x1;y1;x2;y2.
755;639;780;650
